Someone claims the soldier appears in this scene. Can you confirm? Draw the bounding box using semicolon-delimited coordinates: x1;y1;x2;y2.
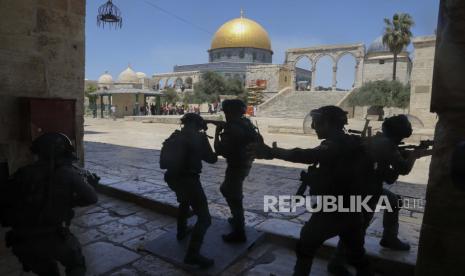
214;99;260;243
255;106;374;276
1;132;98;276
327;115;431;275
161;113;217;268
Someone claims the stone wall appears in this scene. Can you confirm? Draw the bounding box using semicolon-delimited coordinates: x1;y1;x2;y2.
408;36;437;128
0;0;86;172
246;64;291;92
362;55;411;85
416;2;465;275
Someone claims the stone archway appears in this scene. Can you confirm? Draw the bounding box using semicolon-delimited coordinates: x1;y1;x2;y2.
285;43;365;91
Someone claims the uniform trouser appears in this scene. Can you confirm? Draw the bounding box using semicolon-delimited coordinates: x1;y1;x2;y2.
165;173;212;254
331;189;401;267
220;165;251;232
293;212;369;276
382;188;401;239
9;231;85;276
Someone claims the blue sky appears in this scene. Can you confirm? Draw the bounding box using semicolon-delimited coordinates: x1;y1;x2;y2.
86;0;439;89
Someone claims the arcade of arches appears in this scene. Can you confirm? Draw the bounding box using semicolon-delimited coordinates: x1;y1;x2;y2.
286;43;365;91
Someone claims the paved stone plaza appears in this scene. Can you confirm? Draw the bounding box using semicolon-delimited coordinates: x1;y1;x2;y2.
1;194;339;276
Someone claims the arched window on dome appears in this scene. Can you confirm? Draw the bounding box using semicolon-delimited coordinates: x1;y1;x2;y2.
252;52;257;61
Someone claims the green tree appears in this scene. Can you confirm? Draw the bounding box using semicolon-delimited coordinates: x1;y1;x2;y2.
193;71;246;103
163;88;180;104
348;80;410;108
383;13;414;81
85;84;98;110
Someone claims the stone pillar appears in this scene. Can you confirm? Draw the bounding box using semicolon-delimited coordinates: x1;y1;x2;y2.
290;68;297;91
332;65;337;91
353;60;360;88
416;1;465;275
100;95;104;118
310;65;317;91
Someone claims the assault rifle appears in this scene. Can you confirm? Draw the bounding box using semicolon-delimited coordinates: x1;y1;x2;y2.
82;169;101;188
204;119;226;127
398;140;434;158
296;164;318;196
347;118;372;138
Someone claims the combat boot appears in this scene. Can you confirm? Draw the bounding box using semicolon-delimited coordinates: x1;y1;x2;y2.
184;253;214;269
222;230;247;243
380;237;410;251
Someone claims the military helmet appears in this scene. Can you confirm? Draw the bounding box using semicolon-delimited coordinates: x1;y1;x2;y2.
31;132;75;159
382;115;413;139
180;113;207;130
310;106;348;127
221;99;247;115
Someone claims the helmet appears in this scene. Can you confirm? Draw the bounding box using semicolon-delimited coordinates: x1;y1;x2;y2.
222;99;247;115
180;113;207;130
382;115;412;139
310;106;348;128
31;132;75;159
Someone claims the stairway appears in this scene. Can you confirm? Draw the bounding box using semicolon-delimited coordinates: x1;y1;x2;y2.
256;90;349;118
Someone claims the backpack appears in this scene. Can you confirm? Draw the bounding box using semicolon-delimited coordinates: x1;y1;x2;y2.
160;130;188;173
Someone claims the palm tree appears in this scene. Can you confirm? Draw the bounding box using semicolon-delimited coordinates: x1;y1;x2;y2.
382;13;414;81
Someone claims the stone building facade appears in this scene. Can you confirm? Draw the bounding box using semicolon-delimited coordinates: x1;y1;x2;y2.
0;0;85;172
408;36;437;128
362;36;412;85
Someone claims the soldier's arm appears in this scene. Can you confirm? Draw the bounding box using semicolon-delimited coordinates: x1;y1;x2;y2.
201;134;218;164
271;145;327;164
72;170;98;206
389;150;416;175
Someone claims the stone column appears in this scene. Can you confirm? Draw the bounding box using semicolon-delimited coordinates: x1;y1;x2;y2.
290;68;297;91
332;65;337;91
416;1;465;275
353;60;360;88
100;95;104;118
310;65;317;91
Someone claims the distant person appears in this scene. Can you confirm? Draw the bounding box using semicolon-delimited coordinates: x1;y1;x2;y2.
160;114;217;269
110;105;116;120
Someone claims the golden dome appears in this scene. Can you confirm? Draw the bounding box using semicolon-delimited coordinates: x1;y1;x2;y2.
210;12;271;51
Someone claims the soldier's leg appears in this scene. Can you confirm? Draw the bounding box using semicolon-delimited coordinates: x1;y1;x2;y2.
165;174;191;240
220;166;250;242
294;213;341;276
380;188;410;251
339;214;373;276
11;239;60;276
184;177;213;268
49;232;86;276
176;200;191;240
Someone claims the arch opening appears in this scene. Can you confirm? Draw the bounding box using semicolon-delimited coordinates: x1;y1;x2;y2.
294;56;313;91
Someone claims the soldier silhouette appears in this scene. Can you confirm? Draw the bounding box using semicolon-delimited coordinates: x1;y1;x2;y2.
214;99;260;243
255;106;374;276
328;114;432;275
161;113;218;269
1;133;98;276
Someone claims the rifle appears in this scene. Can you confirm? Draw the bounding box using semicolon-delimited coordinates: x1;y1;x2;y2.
204;119;226;127
296;164;318;196
398;140;434;159
347;118;371;137
82;169;101;188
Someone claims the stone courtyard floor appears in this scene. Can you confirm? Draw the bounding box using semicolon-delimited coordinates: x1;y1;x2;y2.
0;193;340;276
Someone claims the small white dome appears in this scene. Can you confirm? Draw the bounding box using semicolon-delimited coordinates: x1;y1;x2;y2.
118;66;138;83
98;71;113;84
136;72;147;79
